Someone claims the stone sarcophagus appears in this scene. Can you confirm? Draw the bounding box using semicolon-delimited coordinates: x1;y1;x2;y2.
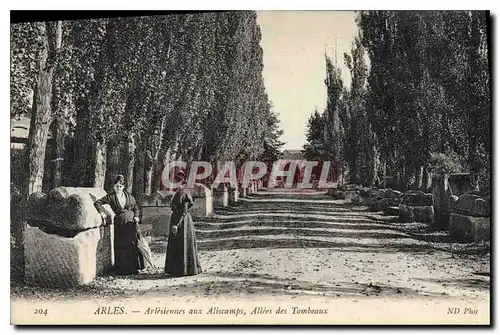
24;187;115;288
229;186;239;205
239;183;248;198
212;183;229;208
190;183;213;217
327;186;346;199
138;191;174;237
399;191;435;224
368;189;402;212
247;181;254;195
449;193;490;242
356;187;372;206
344;184;360;202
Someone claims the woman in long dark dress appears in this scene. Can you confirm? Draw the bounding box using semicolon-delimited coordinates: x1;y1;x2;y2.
94;175;145;275
165;172;202;277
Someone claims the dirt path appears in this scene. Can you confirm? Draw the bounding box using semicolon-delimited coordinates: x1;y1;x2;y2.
12;188;490;305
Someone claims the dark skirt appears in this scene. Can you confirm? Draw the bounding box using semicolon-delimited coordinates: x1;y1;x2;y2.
113;211;145;275
165;212;202;277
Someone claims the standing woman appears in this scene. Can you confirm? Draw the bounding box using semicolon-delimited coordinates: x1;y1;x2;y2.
94;175;145;275
165;171;202;277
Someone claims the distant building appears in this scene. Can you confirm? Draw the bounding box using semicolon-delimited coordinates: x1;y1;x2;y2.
11;116;30;150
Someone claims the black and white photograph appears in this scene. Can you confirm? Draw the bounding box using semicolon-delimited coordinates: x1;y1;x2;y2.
9;9;491;325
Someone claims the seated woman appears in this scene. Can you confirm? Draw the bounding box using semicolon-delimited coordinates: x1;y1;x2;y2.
165;171;202;277
94;175;145;275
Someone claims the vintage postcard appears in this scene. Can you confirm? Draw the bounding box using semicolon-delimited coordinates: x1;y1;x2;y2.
10;10;491;325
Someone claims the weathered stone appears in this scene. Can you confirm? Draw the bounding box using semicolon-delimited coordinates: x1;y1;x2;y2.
141;206;172;236
448;173;472;196
229;187;239;205
374;197;401;211
247;182;254;195
453;193;482;216
431;174;455;215
24;223;113;288
345;184;357;191
26;187;111;231
385;189;402;199
345;190;357;202
138;191;174;236
384;206;400;216
402;191;433;207
358;187;371;198
449;213;490;242
190;183;213;217
399;204;415;223
153;191;174;207
473;197;490;217
351;194;362;205
212;184;229;208
357;187;372;206
334;190;346;200
137;193;157;207
367;188;402;211
239;184;248;198
399;204;434;224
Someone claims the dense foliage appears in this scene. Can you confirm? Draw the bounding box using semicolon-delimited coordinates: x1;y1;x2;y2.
10;12;284;196
304;11;490;195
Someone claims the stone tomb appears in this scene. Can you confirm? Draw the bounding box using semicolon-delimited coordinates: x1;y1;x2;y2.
239;183;248;198
369;189;402;213
328;187;346;200
431;174;453;219
354;187;372;206
449;193;490;242
344;184;360;202
138;191;174;237
190;183;213;217
448;173;472;197
399;191;435;224
229;186;239;205
24;187;114;288
257;180;263;191
212;183;229;208
247;181;253;195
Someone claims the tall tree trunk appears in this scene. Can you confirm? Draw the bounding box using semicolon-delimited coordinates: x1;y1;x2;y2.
122;134;136;193
51;116;67;188
20;21;62;282
92;139;107;188
26;21;62;195
370;142;379;187
104;137;122;192
133;140;145;197
158;147;173;190
73;99;90;186
422;167;432;191
144;149;154;195
413;165;423;190
468;120;480;192
152;162;163;193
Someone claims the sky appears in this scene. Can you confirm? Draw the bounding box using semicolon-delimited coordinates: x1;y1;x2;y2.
256;11;359;150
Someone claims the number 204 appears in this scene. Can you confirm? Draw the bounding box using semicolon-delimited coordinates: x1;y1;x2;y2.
34;309;48;316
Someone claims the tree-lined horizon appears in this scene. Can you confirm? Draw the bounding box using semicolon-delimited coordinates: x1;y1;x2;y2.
11;11;492;197
304;10;490;195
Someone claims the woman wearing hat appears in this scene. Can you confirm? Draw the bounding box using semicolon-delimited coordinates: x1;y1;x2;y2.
165;170;202;277
94;175;145;275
